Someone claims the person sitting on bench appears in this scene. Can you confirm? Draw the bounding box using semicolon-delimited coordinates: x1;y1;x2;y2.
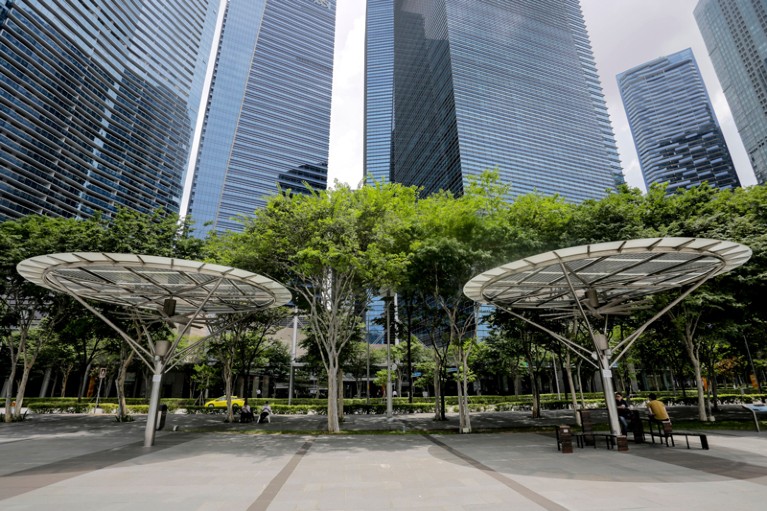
616;392;631;435
240;401;254;423
259;401;272;424
646;393;670;428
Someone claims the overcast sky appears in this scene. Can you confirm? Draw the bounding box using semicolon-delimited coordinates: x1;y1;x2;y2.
326;0;757;191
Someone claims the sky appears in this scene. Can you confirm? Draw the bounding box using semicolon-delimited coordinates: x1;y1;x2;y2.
326;0;757;192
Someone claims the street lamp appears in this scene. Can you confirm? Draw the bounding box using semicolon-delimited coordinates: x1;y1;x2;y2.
385;289;393;419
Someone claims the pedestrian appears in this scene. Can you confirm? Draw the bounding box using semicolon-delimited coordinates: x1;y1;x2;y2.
240;401;254;423
615;392;630;435
646;393;669;424
259;401;272;424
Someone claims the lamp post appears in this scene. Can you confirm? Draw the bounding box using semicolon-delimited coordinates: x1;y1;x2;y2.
288;308;298;405
385;290;393;419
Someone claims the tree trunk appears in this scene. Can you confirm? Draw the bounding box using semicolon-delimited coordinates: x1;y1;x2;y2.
78;362;92;400
13;364;34;419
337;365;345;419
458;347;472;433
39;367;52;398
432;368;442;420
564;352;581;426
60;364;73;398
326;358;340;432
627;362;640;393
682;334;707;421
3;364;17;422
116;347;135;418
224;364;235;423
527;355;541;419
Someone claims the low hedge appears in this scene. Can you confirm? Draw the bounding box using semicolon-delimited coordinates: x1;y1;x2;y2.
21;392;766;416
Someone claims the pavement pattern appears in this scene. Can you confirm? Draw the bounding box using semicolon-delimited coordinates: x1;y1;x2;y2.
1;410;767;510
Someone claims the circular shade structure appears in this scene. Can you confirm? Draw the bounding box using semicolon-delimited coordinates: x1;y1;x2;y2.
17;252;291;447
464;237;751;438
17;252;292;316
464;238;751;314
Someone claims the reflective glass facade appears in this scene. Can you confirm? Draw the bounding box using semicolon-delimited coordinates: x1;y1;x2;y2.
695;0;767;184
364;0;623;201
617;48;740;194
0;0;219;220
186;0;336;236
365;0;394;185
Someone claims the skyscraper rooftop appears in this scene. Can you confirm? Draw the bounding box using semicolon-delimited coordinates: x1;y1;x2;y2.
617;48;740;193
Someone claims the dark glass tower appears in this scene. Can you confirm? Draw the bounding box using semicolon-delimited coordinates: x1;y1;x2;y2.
695;0;767;184
364;0;624;202
185;0;336;236
0;0;219;220
617;48;740;194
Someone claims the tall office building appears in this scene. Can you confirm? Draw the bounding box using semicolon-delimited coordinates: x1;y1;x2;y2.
617;48;740;194
364;0;624;201
695;0;767;184
184;0;336;235
0;1;220;220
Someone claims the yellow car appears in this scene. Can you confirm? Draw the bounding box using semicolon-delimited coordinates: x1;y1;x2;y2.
203;396;245;410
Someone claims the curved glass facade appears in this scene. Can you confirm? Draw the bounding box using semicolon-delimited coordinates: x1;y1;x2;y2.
618;48;740;193
695;0;767;184
365;0;623;202
186;0;336;236
0;0;219;220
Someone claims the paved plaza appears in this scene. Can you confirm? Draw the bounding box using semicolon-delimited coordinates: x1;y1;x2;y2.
1;411;767;510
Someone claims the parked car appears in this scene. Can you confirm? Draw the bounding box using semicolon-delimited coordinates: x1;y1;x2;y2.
203;396;245;411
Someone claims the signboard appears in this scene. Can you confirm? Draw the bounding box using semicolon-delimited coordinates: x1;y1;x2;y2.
99;367;107;379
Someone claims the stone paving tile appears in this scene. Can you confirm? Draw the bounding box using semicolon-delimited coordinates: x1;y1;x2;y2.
2;411;767;510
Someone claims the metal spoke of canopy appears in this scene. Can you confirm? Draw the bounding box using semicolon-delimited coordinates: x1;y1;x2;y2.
17;252;291;315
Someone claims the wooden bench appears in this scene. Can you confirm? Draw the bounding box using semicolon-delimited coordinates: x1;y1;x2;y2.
574;431;617;449
645;419;674;446
670;431;709;449
644;419;709;449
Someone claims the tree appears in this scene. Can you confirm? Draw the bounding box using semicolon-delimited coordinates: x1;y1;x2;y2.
1;215;101;421
206;308;292;422
213;183;418;432
404;172;518;431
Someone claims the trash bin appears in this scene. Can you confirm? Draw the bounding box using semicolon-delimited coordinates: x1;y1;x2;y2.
558;425;573;454
156;404;168;431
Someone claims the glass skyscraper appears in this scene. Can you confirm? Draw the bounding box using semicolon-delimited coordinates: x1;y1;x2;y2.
695;0;767;184
617;48;740;194
0;0;219;220
364;0;624;202
185;0;336;236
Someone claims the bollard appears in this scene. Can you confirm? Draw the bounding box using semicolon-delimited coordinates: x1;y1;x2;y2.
559;425;573;454
630;410;645;443
616;434;629;452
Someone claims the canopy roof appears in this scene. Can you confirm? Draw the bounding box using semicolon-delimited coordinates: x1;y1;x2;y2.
463;238;751;314
17;252;291;315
